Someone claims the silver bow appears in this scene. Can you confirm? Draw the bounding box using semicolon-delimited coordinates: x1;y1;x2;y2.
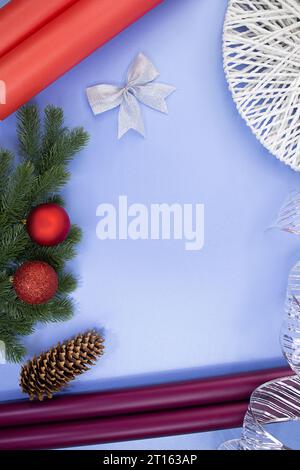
86;53;176;138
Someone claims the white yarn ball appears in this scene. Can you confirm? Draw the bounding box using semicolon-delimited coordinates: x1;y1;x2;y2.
223;0;300;171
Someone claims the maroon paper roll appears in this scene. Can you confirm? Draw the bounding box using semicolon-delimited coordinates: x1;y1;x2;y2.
0;367;291;428
0;401;249;450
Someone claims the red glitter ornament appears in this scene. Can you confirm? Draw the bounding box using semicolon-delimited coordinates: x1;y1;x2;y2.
13;261;58;305
27;203;70;246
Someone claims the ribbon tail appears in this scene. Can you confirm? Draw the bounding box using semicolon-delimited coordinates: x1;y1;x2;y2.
133;83;176;113
118;91;145;139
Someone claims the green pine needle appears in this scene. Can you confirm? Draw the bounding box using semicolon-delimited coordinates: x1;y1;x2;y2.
0;224;28;270
0;104;89;362
58;272;78;295
1;161;35;224
17;104;41;163
43;105;65;152
0;150;13;190
37;126;89;173
23;225;82;270
31;164;70;203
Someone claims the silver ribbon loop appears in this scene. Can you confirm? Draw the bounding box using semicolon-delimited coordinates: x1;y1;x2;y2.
86;53;176;138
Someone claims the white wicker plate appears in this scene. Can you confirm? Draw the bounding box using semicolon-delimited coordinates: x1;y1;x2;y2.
223;0;300;171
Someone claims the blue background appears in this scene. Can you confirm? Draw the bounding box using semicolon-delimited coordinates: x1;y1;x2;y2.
1;0;300;449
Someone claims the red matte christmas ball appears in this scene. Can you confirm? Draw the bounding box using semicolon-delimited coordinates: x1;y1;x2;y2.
27;203;70;246
13;261;58;305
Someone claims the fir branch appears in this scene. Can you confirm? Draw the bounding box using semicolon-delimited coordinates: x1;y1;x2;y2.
0;224;28;270
46;194;65;207
17;105;41;162
0;285;31;320
21;297;74;324
42;105;65;154
0;333;27;363
40;297;74;323
0;276;13;305
64;127;90;162
2;293;74;325
23;225;82;270
1;161;35;223
58;272;78;295
37;127;89;173
0;314;34;335
0;104;89;362
0;149;13;191
30;164;70;204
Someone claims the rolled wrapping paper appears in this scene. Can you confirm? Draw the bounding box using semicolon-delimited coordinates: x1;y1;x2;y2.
0;367;291;428
0;0;163;120
0;401;249;450
0;0;79;58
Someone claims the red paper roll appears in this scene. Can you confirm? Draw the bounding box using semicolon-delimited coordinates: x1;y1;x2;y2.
0;401;248;450
0;367;291;429
0;0;79;58
0;0;163;120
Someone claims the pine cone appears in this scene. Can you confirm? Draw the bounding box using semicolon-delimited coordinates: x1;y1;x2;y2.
20;330;104;401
